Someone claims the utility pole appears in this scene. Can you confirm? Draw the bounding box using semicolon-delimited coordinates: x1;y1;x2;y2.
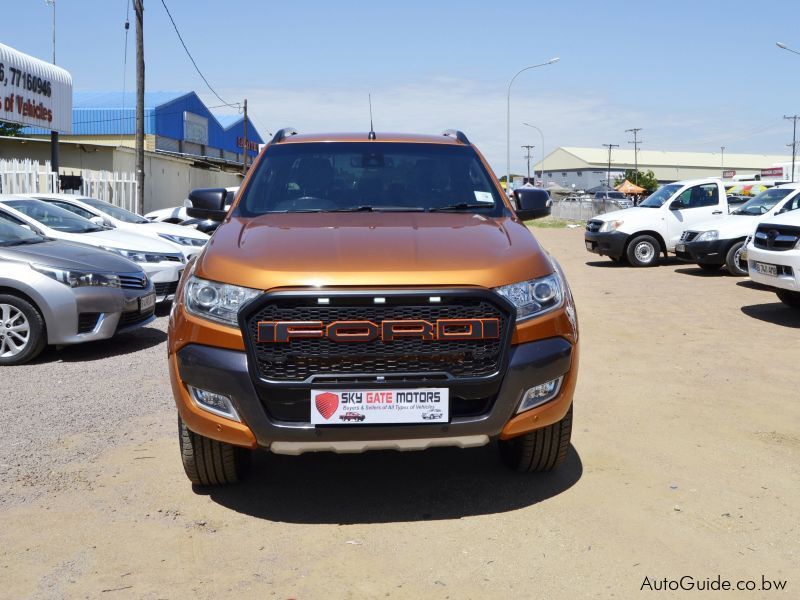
521;145;535;184
134;0;145;215
625;128;642;184
720;146;725;174
785;115;799;182
45;0;58;184
602;144;619;189
242;98;249;175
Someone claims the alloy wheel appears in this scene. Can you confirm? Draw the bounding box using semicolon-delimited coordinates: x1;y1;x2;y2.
0;303;31;357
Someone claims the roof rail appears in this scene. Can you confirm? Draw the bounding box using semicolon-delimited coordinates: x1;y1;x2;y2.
271;127;298;144
442;129;470;145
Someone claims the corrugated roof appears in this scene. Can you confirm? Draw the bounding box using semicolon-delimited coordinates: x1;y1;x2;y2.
73;91;190;109
553;146;792;169
215;114;244;129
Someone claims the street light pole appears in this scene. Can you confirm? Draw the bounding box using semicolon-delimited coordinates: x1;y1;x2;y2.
776;41;800;56
506;58;559;194
522;122;545;185
521;145;535;183
720;146;725;174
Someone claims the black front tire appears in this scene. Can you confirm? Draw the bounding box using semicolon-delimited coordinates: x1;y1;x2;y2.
625;235;660;267
499;405;573;472
0;294;47;366
776;290;800;309
178;417;250;485
725;241;747;276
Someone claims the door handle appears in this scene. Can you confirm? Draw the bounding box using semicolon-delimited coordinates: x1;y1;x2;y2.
712;210;723;214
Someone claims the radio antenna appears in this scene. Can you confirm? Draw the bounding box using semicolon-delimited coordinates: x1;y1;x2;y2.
368;94;376;140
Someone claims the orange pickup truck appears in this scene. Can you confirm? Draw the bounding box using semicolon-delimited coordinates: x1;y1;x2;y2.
168;129;579;485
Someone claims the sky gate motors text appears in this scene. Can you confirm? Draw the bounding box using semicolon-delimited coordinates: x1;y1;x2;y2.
340;391;443;405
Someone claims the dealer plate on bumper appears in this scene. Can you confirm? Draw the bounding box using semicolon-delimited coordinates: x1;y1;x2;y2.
754;262;777;277
585;241;594;251
139;292;156;312
676;243;686;253
311;389;449;425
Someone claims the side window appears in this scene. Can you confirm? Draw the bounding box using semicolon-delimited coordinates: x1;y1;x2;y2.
675;184;719;209
50;201;95;220
786;194;800;212
0;211;25;226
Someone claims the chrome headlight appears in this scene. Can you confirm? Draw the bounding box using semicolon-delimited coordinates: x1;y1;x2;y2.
494;272;564;321
694;230;719;242
598;220;624;233
184;276;260;326
102;247;185;264
31;264;120;288
158;233;207;247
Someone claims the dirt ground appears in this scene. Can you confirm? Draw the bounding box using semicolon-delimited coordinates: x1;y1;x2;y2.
1;227;798;599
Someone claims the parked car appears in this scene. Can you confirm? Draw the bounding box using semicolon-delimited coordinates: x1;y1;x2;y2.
585;178;729;267
32;194;209;261
421;409;444;420
0;219;156;365
339;412;366;422
145;186;238;224
0;196;185;303
593;191;632;211
675;185;800;275
745;208;800;309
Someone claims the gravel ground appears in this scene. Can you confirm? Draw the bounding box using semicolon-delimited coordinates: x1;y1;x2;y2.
1;227;798;598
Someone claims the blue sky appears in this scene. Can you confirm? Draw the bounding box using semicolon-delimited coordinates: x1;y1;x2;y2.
5;0;800;173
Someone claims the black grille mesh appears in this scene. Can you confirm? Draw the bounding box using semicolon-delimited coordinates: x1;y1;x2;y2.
244;295;509;382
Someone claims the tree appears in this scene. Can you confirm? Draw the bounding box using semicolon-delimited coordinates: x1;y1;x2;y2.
614;169;659;193
0;121;23;137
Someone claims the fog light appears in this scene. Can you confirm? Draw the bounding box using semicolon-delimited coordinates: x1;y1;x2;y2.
516;377;564;414
187;386;241;422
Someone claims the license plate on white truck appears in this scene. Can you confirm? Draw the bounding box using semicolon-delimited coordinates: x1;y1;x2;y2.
311;389;449;425
754;262;777;277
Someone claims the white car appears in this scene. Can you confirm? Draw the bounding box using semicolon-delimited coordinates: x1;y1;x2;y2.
145;186;238;223
745;209;800;309
584;178;728;266
0;196;185;303
675;185;800;275
32;194;209;261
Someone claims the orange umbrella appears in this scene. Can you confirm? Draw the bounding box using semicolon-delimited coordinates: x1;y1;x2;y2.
615;179;646;194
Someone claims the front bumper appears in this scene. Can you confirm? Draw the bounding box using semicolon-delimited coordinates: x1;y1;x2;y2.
746;245;800;292
675;239;727;265
584;230;628;258
141;261;184;302
170;336;578;451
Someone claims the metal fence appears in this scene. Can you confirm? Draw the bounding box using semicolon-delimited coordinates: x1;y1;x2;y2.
0;159;58;194
550;199;630;221
0;159;137;212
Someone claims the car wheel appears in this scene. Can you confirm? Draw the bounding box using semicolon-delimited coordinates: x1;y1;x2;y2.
178;416;250;485
776;290;800;309
625;235;660;267
498;405;573;472
724;241;747;276
698;263;721;272
0;294;47;366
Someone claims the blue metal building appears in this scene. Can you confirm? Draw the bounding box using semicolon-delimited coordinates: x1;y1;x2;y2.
23;91;264;164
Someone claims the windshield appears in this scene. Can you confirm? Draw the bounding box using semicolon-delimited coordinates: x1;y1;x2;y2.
640;184;682;208
4;199;104;234
235;142;505;216
81;197;148;223
731;188;792;215
0;219;46;246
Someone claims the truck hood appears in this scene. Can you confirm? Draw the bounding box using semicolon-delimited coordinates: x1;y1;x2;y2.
195;212;554;290
687;214;759;238
48;227;180;253
591;206;654;224
136;221;210;241
757;209;800;228
0;239;144;273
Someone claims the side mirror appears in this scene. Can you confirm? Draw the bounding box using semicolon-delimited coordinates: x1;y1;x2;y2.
669;199;683;210
186;188;228;222
513;188;552;220
89;216;107;227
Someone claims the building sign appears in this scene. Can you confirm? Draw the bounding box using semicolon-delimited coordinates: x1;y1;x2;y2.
0;42;72;133
761;167;784;178
237;137;259;153
722;170;736;178
183;112;208;145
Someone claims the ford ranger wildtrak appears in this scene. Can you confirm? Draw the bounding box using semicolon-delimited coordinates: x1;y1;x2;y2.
168;129;579;485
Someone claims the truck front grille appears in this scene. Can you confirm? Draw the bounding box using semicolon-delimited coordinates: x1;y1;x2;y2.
680;231;699;243
241;290;512;383
118;273;147;289
753;224;800;251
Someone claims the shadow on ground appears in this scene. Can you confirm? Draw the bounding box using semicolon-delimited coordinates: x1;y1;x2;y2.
736;280;772;291
586;257;683;269
32;325;167;364
741;303;800;328
202;443;583;524
674;267;728;277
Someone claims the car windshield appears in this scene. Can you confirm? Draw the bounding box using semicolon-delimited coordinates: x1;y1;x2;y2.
81;197;148;223
4;199;104;233
0;219;46;246
235;142;505;216
639;184;682;208
731;188;792;215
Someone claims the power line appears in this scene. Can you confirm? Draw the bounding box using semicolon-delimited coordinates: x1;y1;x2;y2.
159;0;239;110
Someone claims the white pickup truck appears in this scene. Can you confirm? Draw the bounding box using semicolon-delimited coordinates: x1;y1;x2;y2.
745;208;800;309
675;184;800;275
584;178;729;266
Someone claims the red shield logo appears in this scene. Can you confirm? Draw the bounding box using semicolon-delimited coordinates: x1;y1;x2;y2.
315;392;339;420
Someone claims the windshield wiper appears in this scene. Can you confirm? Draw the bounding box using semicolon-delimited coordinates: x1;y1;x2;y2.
1;239;44;246
329;205;426;212
428;203;494;212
